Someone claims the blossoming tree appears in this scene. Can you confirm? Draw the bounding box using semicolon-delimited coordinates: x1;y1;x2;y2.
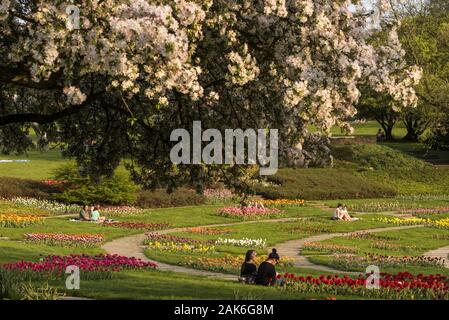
0;0;421;189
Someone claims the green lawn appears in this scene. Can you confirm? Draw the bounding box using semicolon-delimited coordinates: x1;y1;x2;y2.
309;120;408;138
143;214;399;275
305;226;449;276
50;269;355;300
0;150;69;180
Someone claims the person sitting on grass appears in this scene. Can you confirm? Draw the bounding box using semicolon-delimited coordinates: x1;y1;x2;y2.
255;249;280;286
90;205;106;223
333;204;359;221
240;250;258;284
78;205;90;221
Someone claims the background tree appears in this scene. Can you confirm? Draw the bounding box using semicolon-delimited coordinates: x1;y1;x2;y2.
0;0;421;192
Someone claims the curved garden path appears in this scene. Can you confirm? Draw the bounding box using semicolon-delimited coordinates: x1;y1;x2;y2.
103;217;300;281
102;214;435;279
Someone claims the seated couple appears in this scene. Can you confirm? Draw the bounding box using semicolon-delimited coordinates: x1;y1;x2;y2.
332;203;359;221
240;249;282;286
79;205;107;222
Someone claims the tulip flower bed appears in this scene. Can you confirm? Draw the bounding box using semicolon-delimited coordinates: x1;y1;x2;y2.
289;225;337;235
185;227;233;235
432;234;449;241
144;233;215;254
10;197;79;215
288;219;337;234
370;241;418;252
403;207;449;215
345;201;404;212
101;206;143;217
346;231;400;241
278;271;449;300
215;238;267;248
374;217;449;230
260;199;305;208
302;242;357;254
183;255;294;274
217;206;282;220
103;221;170;231
0;214;43;228
327;253;445;270
1;254;157;280
24;233;104;248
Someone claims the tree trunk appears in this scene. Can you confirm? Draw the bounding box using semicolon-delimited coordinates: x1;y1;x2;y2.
384;125;394;141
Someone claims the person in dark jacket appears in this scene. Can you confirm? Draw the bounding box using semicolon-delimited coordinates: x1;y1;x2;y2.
240;250;257;283
255;248;280;286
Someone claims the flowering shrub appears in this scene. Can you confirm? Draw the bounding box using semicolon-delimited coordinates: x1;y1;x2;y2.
261;199;305;208
279;271;448;300
41;180;68;186
1;254;157;280
103;222;170;231
328;253;445;270
217;206;282;220
183;254;294;274
24;233;104;248
0;214;43;228
185;227;232;235
302;242;357;254
144;233;215;254
10;197;79;215
215;238;266;248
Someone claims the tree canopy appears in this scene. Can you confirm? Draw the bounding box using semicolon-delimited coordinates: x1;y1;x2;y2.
0;0;421;190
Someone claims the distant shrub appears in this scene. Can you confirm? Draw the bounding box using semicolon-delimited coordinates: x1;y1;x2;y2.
51;164;137;205
0;177;54;199
136;188;205;208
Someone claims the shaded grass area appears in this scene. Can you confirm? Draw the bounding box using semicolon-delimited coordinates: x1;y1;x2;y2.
312;121;408;139
0;150;69;180
255;168;396;200
255;144;449;200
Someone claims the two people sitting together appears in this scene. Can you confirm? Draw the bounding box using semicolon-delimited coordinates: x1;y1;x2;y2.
240;248;281;286
332;203;359;221
79;205;106;222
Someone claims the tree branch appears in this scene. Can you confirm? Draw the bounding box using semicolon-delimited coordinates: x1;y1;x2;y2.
0;92;101;126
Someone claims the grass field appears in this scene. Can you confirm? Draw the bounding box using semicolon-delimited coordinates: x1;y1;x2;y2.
1;121;449;300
